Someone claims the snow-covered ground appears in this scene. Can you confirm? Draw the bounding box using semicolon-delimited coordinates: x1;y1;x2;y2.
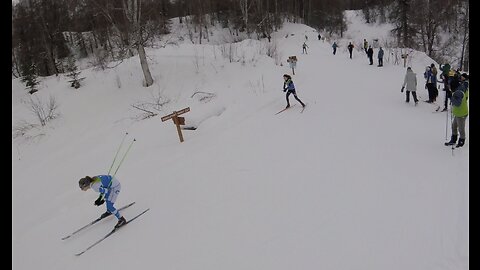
12;12;468;270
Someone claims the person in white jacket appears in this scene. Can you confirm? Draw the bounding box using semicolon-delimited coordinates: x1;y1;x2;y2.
401;67;418;105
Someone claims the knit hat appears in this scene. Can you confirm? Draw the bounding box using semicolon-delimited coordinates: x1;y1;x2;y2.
461;73;469;80
79;176;93;189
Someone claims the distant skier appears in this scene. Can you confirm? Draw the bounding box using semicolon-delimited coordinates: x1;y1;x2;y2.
318;33;322;40
347;42;354;59
367;46;374;65
363;39;368;54
283;74;306;109
332;42;338;55
377;47;384;67
401;67;418;105
302;42;309;54
79;175;127;229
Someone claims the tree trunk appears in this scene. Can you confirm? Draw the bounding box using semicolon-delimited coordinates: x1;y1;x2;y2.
137;43;153;87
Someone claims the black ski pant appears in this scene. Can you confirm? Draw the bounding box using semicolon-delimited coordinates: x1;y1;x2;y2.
348;50;353;59
286;90;305;107
426;83;438;102
378;57;383;66
405;91;418;103
444;89;452;109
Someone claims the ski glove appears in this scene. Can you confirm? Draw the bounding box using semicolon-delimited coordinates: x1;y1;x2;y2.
94;195;105;206
401;86;404;93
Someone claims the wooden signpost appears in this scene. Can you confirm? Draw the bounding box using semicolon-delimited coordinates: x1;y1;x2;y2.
287;56;297;75
161;107;190;142
401;53;408;67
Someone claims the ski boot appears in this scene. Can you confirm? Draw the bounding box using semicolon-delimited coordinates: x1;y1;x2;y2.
456;138;465;148
100;211;111;219
445;135;457;146
115;216;127;229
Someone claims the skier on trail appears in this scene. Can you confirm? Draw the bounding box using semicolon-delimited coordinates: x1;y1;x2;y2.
347;42;354;59
79;175;127;229
283;74;306;109
302;42;309;54
332;42;338;55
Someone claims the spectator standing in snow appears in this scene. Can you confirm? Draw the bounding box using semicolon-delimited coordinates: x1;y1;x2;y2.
439;63;452;111
302;42;309;54
377;47;384;67
363;39;368;54
318;33;321;40
445;73;469;147
283;74;306;109
367;46;374;65
401;67;419;105
423;65;438;103
332;42;338;55
347;42;354;59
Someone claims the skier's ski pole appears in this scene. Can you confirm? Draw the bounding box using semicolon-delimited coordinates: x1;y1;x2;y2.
112;138;136;177
451;109;455;156
445;91;450;141
108;132;128;175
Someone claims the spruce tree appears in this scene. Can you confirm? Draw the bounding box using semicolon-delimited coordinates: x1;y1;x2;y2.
65;55;85;89
21;63;39;94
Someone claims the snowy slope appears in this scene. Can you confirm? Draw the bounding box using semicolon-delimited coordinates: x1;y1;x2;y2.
12;14;468;270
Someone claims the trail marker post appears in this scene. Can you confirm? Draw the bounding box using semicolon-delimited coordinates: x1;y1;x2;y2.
401;53;408;68
287;56;297;75
161;107;190;143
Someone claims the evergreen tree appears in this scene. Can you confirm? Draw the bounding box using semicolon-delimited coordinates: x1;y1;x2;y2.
21;63;39;94
65;55;85;89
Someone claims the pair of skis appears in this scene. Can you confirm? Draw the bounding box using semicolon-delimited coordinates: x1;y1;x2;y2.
275;104;307;115
62;202;149;256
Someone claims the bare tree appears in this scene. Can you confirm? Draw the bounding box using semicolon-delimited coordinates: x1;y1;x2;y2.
122;0;154;86
459;2;469;71
28;95;60;126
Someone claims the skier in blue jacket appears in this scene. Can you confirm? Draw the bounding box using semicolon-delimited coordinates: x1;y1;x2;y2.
283;74;306;109
79;175;127;228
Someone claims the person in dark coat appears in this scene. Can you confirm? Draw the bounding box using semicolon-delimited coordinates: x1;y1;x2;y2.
347;42;354;59
367;46;374;65
332;42;338;55
302;42;309;54
423;65;438;103
377;47;384;67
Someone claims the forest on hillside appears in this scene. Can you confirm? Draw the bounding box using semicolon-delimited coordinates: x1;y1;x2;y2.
12;0;469;84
